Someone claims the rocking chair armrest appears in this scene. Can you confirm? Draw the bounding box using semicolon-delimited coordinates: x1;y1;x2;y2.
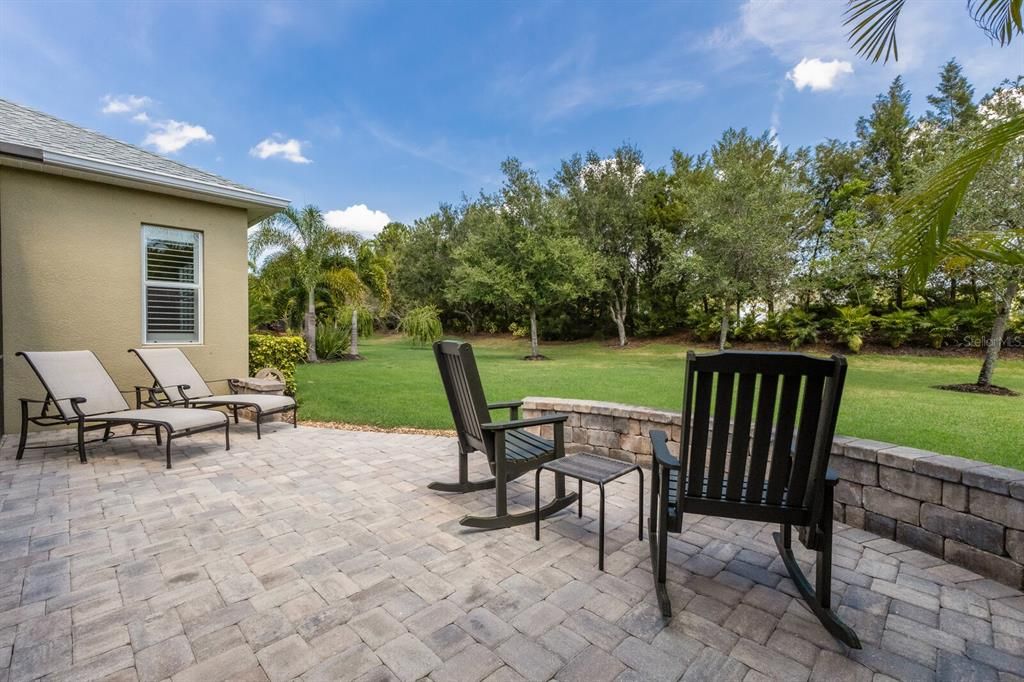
481;414;568;431
487;400;523;410
488;400;523;419
650;430;680;469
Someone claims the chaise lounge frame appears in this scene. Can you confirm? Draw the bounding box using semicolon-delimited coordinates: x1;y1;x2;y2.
16;351;229;468
129;347;297;438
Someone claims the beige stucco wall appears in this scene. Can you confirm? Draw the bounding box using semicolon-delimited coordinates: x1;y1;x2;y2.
0;166;250;433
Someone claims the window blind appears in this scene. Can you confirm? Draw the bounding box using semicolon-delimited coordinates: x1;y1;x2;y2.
143;226;202;343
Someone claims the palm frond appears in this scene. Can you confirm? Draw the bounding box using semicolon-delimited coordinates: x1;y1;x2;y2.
248;222;295;263
893;112;1024;286
844;0;906;64
969;0;1024;45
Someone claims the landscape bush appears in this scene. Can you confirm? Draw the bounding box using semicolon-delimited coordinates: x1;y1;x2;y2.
400;306;444;345
830;306;874;353
248;334;307;394
878;310;919;348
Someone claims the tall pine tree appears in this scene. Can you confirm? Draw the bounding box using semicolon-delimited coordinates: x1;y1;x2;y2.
925;59;977;130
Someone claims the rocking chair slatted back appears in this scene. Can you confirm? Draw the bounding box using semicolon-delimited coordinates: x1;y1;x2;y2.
434;340;491;457
677;351;846;517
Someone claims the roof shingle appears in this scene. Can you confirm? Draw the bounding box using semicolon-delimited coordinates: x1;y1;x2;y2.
0;98;259;194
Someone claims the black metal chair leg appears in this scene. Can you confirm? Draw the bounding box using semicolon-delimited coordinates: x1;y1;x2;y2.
165;427;173;469
225;420;231;451
255;412;262;439
599;482;606;571
232;406;239;424
293;406;298;428
102;426;111;442
637;467;644;541
535;468;542;541
578;479;583;518
16;400;29;460
155;426;162;446
77;419;87;463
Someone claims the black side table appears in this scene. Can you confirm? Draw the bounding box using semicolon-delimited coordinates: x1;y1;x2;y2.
535;453;644;570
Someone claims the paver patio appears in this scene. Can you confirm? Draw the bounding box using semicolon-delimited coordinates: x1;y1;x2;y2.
0;423;1021;681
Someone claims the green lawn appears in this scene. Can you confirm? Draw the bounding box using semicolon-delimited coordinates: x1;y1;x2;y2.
295;335;1024;469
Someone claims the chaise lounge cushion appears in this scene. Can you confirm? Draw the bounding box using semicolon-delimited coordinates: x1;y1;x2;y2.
87;407;227;431
190;393;295;412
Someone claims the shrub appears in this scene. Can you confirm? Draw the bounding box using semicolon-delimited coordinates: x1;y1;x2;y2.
733;316;763;343
690;311;727;343
400;306;444;345
315;323;351;360
509;321;528;339
830;306;874;353
877;310;919;348
781;309;818;349
923;308;959;349
956;304;996;337
248;334;306;394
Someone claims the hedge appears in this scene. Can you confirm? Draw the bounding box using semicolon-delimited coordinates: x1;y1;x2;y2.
248;334;306;395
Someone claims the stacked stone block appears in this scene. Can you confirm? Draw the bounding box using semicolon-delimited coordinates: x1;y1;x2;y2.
523;397;1024;589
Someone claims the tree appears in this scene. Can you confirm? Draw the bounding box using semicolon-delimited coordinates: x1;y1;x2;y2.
858;76;915;196
450;159;599;359
249;205;359;362
845;0;1024;387
925;59;978;131
925;83;1024;387
673;129;808;349
857;77;917;307
555;145;650;346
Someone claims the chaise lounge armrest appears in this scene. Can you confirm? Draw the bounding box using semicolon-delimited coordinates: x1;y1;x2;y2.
650;430;680;469
481;413;568;431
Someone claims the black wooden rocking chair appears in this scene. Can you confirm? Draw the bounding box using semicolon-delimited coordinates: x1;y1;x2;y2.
431;340;578;529
649;350;861;649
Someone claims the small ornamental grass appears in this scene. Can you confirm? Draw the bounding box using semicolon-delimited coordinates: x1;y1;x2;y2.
400;306;444;345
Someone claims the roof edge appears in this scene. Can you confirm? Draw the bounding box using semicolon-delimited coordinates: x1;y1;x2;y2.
39;149;290;210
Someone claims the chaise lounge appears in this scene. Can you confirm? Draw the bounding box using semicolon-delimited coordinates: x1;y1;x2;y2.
17;350;229;468
130;347;297;438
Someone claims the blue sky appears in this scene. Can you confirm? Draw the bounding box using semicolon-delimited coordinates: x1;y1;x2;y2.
1;0;1021;234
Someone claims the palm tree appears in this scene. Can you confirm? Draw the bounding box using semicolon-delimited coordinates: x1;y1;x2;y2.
249;205;359;362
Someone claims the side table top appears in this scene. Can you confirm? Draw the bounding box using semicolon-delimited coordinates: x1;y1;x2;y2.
541;453;640;485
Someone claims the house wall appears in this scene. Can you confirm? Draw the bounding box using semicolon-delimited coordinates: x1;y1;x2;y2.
0;167;250;433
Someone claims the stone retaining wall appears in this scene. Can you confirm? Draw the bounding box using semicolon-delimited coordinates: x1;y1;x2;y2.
521;396;1024;589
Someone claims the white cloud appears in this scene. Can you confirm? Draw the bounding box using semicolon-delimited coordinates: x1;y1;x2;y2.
325;204;391;237
787;58;854;91
249;135;312;164
101;94;152;114
142;119;214;153
132;112;150;123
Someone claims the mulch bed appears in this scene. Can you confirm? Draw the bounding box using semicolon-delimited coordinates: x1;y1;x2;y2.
934;383;1021;397
300;420;456;437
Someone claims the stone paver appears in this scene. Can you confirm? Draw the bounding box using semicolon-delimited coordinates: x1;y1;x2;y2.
0;425;1020;681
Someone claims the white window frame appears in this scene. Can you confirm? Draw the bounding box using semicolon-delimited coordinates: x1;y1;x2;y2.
141;224;204;345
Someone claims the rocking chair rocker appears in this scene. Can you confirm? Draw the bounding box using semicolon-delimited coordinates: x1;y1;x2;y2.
649;350;861;649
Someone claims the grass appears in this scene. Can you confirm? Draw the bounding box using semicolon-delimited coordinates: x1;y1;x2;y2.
295;334;1024;469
